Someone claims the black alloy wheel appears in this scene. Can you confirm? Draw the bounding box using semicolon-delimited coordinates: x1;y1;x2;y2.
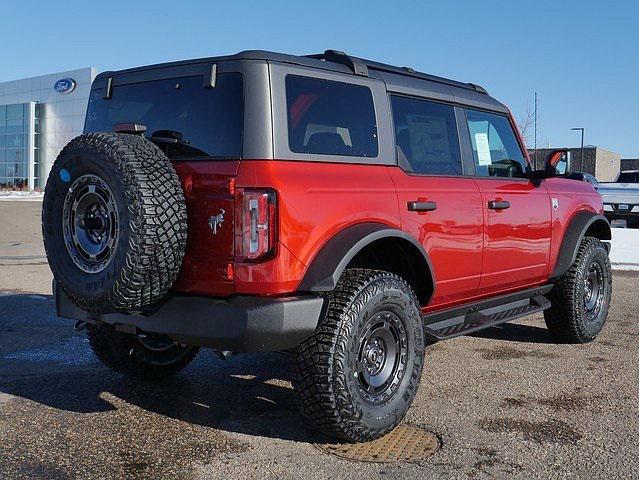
544;236;612;343
292;268;425;442
62;174;118;273
356;310;408;405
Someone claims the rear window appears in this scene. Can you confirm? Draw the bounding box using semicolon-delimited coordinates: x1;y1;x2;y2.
85;73;243;159
285;75;378;158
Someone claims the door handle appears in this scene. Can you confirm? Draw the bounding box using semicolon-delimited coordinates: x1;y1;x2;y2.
488;200;510;210
407;201;437;212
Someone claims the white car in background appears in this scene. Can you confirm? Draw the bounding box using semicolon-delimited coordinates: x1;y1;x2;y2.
598;170;639;228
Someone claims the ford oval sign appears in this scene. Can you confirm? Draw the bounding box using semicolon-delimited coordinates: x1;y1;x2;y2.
54;78;76;94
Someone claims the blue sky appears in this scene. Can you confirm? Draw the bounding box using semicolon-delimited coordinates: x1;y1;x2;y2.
2;0;638;156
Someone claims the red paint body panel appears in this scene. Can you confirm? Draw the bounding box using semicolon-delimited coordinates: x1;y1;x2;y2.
170;153;603;313
387;170;483;309
234;160;400;295
542;177;603;275
475;179;551;293
172;161;239;296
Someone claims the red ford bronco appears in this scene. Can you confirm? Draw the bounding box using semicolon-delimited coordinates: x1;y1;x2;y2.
43;50;612;442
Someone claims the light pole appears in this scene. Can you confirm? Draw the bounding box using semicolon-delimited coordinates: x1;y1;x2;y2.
571;127;585;172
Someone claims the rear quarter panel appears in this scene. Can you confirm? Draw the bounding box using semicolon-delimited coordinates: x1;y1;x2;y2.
234;160;400;294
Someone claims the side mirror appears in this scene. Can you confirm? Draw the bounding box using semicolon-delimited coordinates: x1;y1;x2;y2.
546;149;571;176
530;149;572;184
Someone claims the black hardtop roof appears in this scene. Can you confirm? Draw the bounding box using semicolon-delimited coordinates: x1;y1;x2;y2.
95;49;489;94
94;49;509;115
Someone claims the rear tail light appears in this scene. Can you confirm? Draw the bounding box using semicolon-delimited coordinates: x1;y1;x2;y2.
236;188;277;262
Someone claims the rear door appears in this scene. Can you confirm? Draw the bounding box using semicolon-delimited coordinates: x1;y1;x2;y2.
388;95;483;309
461;108;551;293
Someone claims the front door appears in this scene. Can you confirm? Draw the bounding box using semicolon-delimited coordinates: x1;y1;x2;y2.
388;95;483;310
462;108;552;293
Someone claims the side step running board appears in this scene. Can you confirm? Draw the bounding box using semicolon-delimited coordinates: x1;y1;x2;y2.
423;286;552;343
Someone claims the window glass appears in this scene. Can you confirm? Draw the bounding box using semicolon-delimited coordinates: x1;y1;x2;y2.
0;106;6;132
85;73;244;159
617;171;639;183
286;75;378;157
6;104;24;134
6;134;23;148
465;109;528;178
0;103;30;188
391;95;461;175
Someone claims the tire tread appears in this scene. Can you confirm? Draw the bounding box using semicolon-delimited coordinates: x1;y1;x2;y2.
544;236;611;343
292;268;423;442
43;133;187;313
87;324;199;380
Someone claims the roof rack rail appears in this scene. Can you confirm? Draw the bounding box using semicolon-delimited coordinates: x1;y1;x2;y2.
306;50;488;94
467;83;488;94
364;58;487;94
305;50;369;76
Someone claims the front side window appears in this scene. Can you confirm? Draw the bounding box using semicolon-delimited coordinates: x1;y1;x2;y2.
391;95;461;175
465;109;528;178
85;73;244;159
286;75;378;157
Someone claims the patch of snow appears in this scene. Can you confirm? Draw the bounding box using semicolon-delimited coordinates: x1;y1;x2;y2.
611;264;639;271
0;191;44;201
609;228;639;269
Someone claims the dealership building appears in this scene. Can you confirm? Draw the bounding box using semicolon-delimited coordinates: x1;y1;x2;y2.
529;146;621;182
621;158;639;171
0;67;97;190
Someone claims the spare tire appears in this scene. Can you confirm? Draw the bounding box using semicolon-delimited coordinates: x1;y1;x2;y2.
43;132;187;314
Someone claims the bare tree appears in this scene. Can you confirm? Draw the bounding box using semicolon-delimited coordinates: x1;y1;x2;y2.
517;100;541;169
518;103;535;148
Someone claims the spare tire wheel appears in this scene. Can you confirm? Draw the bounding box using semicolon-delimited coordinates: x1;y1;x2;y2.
42;132;187;314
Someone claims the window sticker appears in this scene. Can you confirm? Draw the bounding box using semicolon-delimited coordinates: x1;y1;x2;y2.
475;132;492;166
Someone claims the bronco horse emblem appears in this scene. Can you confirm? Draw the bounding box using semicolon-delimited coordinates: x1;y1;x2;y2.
208;209;225;235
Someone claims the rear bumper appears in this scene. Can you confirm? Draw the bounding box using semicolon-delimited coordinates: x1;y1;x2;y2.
54;282;324;352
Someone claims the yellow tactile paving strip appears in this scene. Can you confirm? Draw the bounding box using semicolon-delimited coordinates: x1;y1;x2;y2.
316;424;440;463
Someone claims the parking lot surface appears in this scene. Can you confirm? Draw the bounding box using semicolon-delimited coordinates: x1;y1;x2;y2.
0;201;638;479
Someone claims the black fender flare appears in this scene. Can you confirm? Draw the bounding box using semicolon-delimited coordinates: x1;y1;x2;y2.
298;222;435;295
551;212;611;279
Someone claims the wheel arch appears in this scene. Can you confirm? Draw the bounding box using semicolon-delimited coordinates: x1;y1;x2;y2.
297;222;435;306
551;212;611;279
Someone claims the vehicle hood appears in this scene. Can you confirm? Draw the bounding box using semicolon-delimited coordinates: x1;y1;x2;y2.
598;183;639;202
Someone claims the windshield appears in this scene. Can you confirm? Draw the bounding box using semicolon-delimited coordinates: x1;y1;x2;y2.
616;172;639;183
85;73;243;160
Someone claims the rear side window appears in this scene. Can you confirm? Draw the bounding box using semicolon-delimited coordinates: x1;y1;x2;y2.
85;73;243;159
286;75;378;157
465;109;527;178
390;95;462;175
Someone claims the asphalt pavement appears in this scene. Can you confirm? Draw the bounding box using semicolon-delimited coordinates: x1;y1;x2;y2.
0;201;637;479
